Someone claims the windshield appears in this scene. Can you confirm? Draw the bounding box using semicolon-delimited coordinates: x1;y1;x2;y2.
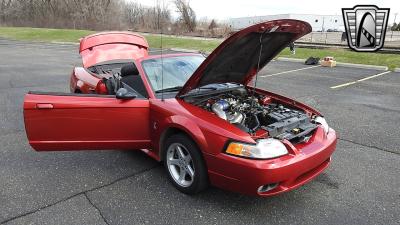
142;55;205;92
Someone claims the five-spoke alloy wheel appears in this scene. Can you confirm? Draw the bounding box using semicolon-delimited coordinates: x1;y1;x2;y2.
166;143;195;187
163;134;208;194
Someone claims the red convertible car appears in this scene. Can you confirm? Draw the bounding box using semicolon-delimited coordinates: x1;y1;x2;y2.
23;19;337;196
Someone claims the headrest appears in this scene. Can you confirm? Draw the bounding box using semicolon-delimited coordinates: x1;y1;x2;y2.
121;64;139;77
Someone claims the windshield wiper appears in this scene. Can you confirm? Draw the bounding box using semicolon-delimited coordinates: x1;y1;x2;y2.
155;86;183;93
179;85;241;98
196;86;218;91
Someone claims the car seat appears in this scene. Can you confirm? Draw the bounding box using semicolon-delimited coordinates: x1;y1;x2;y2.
120;64;148;98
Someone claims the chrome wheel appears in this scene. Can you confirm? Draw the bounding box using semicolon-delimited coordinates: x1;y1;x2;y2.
166;143;195;187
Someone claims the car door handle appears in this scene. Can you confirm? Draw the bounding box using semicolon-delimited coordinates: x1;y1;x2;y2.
36;103;54;109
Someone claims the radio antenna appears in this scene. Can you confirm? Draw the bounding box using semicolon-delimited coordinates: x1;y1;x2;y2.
157;0;165;101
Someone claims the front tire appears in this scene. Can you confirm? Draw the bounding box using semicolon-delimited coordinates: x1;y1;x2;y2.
163;134;208;194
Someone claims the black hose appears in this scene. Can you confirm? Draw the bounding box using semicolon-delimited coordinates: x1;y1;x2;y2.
250;114;260;132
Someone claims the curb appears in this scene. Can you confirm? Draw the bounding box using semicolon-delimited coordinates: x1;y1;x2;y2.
276;57;305;63
169;48;204;53
336;62;388;71
394;68;400;73
52;41;79;45
0;38;79;46
276;57;389;71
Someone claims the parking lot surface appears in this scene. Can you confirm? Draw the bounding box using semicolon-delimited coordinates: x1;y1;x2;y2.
0;39;399;225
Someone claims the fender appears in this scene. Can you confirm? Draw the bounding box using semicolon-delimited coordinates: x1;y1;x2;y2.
155;115;209;159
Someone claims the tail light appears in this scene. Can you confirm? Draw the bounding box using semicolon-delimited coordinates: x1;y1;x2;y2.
95;80;108;94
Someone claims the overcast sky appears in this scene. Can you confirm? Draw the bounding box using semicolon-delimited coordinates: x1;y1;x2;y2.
132;0;399;23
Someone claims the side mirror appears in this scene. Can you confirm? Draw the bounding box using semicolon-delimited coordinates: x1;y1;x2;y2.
116;88;137;100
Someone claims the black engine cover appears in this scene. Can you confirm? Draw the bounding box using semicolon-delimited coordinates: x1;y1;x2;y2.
261;104;317;140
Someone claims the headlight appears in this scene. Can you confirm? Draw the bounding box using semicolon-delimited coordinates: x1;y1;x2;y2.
315;116;329;136
225;138;288;159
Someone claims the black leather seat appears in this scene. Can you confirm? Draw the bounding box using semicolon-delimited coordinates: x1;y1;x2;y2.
120;64;148;98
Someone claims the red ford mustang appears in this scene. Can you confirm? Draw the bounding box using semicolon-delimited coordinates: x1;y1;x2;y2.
23;19;337;196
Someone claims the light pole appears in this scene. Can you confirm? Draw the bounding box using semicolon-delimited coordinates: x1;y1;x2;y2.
391;13;398;40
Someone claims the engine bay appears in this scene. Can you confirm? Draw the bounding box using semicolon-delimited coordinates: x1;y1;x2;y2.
184;86;318;142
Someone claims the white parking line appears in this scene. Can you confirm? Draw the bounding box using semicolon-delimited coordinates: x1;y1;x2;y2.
261;65;320;77
330;71;392;89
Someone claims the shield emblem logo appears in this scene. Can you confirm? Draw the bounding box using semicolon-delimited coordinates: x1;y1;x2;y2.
342;5;390;52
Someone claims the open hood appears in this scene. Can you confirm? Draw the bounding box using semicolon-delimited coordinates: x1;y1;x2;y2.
177;19;311;96
79;32;149;68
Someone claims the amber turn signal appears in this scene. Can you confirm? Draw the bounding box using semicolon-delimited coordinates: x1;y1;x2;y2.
226;143;244;155
225;139;288;159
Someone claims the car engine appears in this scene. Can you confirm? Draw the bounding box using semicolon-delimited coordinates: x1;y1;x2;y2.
187;87;318;142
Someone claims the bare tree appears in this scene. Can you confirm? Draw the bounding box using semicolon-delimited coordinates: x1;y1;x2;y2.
124;2;145;29
0;0;173;33
208;19;217;36
208;19;217;30
122;1;171;32
0;0;124;29
174;0;196;32
0;0;12;24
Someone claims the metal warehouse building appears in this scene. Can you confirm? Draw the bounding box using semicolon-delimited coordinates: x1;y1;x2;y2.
229;14;344;32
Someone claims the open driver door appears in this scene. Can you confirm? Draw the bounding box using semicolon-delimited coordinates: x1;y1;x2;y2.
23;92;151;151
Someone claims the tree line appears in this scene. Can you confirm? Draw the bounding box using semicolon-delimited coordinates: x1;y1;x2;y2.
390;23;400;31
0;0;230;37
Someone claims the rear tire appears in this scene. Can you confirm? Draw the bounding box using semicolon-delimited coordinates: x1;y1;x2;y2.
163;134;208;194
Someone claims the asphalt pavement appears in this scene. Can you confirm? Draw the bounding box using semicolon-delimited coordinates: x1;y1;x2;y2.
0;39;399;225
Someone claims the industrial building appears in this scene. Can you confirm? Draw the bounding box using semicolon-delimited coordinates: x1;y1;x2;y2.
229;14;344;32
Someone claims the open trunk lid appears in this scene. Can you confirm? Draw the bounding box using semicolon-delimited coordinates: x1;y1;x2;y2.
79;31;149;68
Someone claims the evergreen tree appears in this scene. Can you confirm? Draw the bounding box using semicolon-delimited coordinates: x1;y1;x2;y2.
391;23;398;31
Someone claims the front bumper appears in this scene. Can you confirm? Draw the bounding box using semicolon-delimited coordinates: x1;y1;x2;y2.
204;127;337;196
